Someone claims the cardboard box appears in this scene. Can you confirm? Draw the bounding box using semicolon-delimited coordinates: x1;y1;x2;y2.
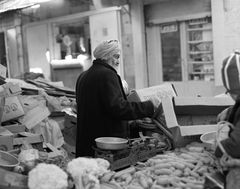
162;96;234;133
2;82;22;97
0;126;13;151
161;96;234;146
19;105;50;129
0;126;43;150
1;96;25;122
4;124;26;134
13;132;43;146
128;84;234;146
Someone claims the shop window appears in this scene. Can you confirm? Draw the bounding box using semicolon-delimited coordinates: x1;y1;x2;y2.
56;19;90;60
149;17;214;83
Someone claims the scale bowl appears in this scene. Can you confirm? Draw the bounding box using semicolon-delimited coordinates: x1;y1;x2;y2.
95;137;128;150
200;131;217;149
0;150;20;171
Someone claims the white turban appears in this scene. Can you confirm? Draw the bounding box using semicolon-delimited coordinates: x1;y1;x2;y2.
93;40;120;60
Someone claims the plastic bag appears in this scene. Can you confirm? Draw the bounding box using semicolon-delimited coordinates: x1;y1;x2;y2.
216;121;240;170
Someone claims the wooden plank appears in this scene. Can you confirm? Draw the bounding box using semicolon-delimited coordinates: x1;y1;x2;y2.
13;134;43;145
44;142;62;158
4;124;25;133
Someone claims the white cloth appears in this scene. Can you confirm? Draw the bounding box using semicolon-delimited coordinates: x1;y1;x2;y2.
33;118;64;148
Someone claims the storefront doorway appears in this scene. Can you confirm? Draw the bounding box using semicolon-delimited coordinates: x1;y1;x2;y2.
160;23;182;81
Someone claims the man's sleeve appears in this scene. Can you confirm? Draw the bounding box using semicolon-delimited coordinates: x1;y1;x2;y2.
100;72;154;120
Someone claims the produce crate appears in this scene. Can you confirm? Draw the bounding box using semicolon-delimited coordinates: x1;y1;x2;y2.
161;96;234;147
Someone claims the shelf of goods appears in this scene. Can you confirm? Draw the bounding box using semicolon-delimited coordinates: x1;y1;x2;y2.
187;17;214;81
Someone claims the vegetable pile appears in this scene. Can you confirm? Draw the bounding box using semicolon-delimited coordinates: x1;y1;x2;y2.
99;142;220;189
26;142;220;189
67;157;110;189
28;163;68;189
27;157;111;189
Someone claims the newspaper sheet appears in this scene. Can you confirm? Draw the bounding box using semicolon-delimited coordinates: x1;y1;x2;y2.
135;83;176;107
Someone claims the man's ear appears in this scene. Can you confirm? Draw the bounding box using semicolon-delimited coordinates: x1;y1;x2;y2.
110;58;115;65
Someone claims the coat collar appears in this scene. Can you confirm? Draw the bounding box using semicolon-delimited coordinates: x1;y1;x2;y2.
93;59;126;99
93;59;117;73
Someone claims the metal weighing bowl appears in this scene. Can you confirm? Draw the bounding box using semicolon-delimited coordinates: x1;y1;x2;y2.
95;137;128;150
201;129;229;150
200;131;220;150
201;131;216;143
0;150;20;171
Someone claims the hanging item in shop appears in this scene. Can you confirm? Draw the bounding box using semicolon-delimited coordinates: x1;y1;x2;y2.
63;35;72;56
160;24;178;33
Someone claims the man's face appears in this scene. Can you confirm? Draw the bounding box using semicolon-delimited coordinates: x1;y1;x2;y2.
110;53;120;70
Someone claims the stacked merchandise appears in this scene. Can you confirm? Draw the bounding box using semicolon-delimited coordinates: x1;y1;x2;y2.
0;74;78;188
0;141;222;189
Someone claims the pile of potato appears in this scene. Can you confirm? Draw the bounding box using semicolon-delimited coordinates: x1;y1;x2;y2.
100;142;220;189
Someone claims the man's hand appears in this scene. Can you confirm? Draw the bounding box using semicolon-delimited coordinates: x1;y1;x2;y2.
217;107;231;122
149;97;161;110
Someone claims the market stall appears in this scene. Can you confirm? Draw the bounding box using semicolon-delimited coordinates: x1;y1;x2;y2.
0;80;235;189
0;140;223;189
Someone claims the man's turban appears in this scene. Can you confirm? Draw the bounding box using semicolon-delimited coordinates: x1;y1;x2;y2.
93;40;120;60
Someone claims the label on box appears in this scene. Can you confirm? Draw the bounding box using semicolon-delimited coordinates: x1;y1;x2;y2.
1;83;22;97
20;105;50;129
0;135;13;151
2;96;25;122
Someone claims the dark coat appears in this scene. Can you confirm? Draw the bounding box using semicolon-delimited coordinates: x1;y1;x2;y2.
75;59;154;157
215;99;240;158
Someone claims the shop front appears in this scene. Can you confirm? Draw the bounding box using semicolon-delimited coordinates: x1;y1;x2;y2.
22;7;125;89
145;0;213;84
144;0;240;96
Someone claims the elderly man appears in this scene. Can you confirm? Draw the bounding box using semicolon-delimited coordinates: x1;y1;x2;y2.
75;39;155;157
